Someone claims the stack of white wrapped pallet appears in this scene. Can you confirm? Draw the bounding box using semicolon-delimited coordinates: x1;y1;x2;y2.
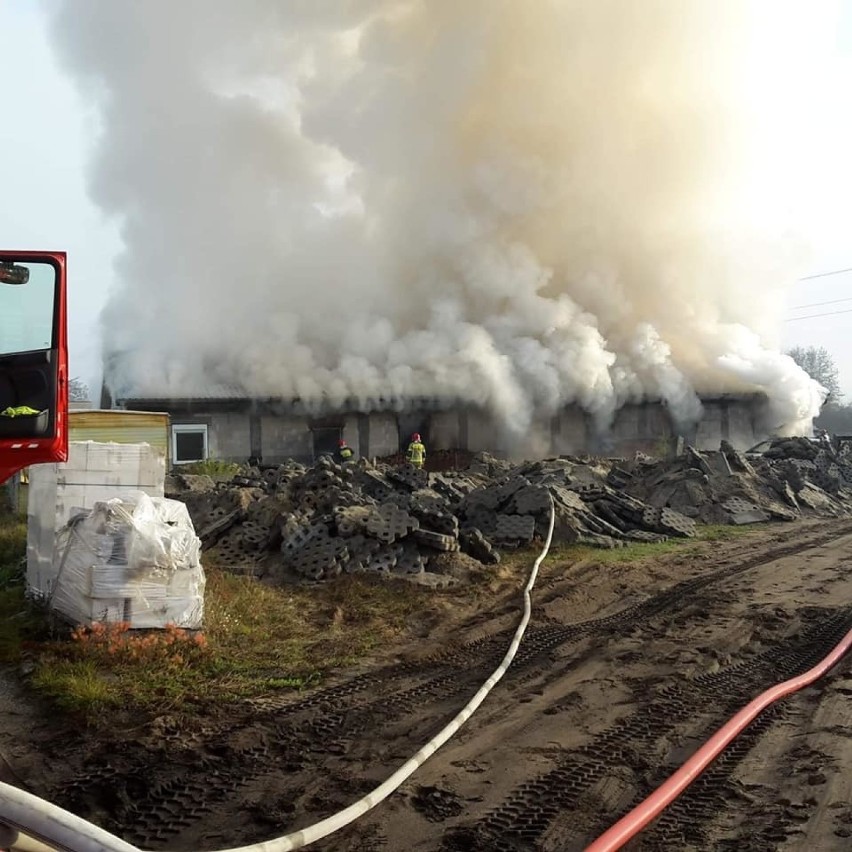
27;441;166;598
50;492;205;629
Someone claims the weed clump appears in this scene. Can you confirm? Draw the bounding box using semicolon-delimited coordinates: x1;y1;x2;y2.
68;621;209;669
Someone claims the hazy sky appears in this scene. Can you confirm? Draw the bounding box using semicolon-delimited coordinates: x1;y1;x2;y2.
0;0;120;399
1;1;851;402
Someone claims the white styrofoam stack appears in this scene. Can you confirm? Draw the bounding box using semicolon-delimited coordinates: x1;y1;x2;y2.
27;441;165;598
49;492;205;629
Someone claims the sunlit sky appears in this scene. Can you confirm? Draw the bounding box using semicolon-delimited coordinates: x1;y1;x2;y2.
1;1;851;402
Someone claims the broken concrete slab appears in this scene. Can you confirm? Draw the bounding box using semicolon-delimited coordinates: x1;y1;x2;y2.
728;509;771;525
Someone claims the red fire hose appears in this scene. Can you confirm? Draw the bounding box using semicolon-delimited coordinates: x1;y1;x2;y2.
585;624;852;852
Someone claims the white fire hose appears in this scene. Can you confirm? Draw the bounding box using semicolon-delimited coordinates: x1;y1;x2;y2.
1;497;554;852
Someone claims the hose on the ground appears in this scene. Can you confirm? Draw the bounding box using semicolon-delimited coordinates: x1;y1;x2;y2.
1;497;555;852
585;622;852;852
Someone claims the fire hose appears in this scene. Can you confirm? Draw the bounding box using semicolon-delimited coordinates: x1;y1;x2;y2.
585;622;852;851
0;498;556;852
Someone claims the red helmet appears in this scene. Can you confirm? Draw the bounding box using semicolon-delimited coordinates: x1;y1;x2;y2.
411;433;421;442
338;439;346;447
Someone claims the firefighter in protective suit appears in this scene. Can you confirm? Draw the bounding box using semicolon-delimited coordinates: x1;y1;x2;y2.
335;439;355;464
406;433;426;469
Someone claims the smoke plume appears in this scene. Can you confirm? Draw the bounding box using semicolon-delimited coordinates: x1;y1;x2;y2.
49;0;828;436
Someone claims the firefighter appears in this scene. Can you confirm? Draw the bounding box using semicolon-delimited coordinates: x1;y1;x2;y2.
335;438;355;464
406;432;426;469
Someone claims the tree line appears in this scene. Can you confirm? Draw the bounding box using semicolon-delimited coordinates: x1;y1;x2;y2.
787;346;852;435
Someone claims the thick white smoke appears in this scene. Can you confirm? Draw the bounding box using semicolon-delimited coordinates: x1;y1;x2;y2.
49;0;828;436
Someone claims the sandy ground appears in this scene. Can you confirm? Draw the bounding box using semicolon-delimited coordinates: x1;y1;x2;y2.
3;517;852;851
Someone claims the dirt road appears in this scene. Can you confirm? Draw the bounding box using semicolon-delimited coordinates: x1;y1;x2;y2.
4;518;852;851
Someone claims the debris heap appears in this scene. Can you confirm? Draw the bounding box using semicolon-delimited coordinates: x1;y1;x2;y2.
621;438;852;525
167;437;852;586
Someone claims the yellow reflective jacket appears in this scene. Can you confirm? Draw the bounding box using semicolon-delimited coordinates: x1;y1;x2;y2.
1;406;40;418
406;441;426;466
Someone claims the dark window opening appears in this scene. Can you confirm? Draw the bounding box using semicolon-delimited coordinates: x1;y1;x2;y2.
311;426;342;459
173;426;207;463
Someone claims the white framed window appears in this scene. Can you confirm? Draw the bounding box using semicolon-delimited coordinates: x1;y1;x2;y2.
172;424;208;464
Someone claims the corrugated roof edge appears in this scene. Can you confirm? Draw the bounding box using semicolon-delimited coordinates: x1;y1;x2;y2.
116;394;462;414
115;391;769;413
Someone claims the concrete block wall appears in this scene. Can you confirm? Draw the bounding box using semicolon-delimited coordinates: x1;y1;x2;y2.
428;410;461;450
607;404;674;456
365;412;399;458
551;407;588;455
135;393;768;466
169;412;251;463
208;412;251;460
690;400;758;451
726;402;757;449
693;402;723;450
465;409;497;454
342;414;360;452
261;414;313;464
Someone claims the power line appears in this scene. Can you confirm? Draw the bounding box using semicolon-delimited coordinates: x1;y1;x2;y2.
798;267;852;281
791;296;852;310
785;307;852;322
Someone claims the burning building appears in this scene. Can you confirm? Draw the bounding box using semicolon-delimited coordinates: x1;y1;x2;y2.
59;2;826;450
111;385;770;466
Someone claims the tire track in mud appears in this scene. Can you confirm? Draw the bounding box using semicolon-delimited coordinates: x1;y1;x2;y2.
440;608;852;852
55;522;852;849
635;685;851;850
630;705;790;851
246;523;852;724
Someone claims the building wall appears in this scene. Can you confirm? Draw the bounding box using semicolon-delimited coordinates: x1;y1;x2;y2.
465;409;497;454
693;402;723;450
551;407;589;455
342;414;360;451
726;401;758;449
427;411;460;450
210;412;252;460
365;412;399;458
606;403;676;456
125;393;767;465
261;414;312;464
169;411;252;462
691;400;757;451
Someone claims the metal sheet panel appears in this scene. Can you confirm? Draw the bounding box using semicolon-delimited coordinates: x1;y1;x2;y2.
69;410;170;462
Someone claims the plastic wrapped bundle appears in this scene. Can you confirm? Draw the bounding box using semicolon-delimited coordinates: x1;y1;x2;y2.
26;441;166;599
49;492;205;629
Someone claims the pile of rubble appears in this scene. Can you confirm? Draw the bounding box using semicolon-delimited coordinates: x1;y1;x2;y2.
621;437;852;526
166;436;852;586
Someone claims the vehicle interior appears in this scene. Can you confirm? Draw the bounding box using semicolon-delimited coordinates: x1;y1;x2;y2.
0;258;60;441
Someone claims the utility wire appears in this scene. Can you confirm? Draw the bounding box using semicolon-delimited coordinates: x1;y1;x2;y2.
791;296;852;310
785;307;852;322
798;267;852;281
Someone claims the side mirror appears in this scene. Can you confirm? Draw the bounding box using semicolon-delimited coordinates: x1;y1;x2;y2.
0;262;30;286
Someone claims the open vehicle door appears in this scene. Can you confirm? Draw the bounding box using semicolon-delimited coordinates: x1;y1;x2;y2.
0;251;68;484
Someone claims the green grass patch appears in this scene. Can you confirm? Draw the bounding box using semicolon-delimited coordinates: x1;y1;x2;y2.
0;511;45;665
28;566;427;722
498;522;760;572
0;512;27;586
561;523;758;565
179;459;242;477
695;524;760;542
0;586;47;664
8;515;765;723
30;659;119;714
